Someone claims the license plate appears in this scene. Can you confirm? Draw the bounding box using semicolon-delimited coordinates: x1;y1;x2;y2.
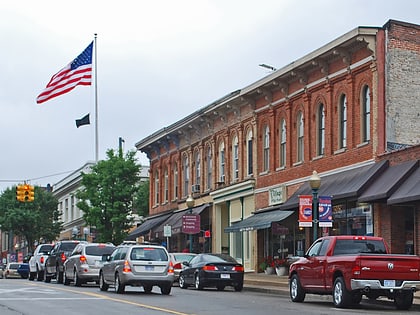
384;280;395;287
145;265;154;271
220;274;230;279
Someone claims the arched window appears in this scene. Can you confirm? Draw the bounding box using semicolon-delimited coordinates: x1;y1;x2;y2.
280;119;286;167
232;135;239;180
297;111;304;162
219;142;225;183
183;155;189;197
194;151;200;193
317;104;325;156
263;125;270;172
246;129;253;176
339;94;347;149
164;167;168;202
173;162;178;200
362;85;371;142
154;169;159;206
206;146;212;190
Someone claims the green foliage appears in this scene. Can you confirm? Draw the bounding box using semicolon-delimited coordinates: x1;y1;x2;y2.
76;149;141;245
0;186;62;251
134;179;149;218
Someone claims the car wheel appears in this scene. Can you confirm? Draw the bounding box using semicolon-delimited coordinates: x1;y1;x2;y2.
44;269;51;283
74;269;82;287
143;285;152;293
234;283;243;292
56;266;63;284
99;272;108;292
333;277;351;308
394;291;413;310
216;285;225;291
28;272;35;281
63;269;70;286
160;284;171;295
179;274;188;289
195;273;203;290
115;273;125;294
289;274;305;302
36;269;44;282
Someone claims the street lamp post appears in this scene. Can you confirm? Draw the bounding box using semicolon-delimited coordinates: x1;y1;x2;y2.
186;195;195;253
309;171;321;242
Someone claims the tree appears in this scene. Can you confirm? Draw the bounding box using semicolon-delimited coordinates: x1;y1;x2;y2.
76;149;141;245
134;179;149;219
0;186;62;252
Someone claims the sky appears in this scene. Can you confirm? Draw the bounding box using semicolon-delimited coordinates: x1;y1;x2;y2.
1;0;420;192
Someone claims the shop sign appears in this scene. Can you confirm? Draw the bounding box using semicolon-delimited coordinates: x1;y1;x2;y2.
182;214;201;234
269;186;285;205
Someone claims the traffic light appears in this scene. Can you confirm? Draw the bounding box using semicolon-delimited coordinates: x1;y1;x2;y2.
23;184;35;202
16;185;26;202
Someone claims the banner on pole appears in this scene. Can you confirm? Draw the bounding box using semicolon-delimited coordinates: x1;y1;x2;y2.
318;196;333;227
299;195;313;227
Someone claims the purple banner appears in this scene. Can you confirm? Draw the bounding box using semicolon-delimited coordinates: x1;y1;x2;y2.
318;196;332;227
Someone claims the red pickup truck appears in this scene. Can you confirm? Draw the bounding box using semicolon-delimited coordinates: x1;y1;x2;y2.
289;235;420;310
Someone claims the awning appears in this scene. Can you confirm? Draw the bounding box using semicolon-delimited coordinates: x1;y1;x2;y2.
126;212;172;240
358;160;418;202
153;204;209;238
279;161;387;210
224;210;294;233
387;164;420;204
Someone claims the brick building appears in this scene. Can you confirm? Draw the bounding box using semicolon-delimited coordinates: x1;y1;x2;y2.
134;20;420;272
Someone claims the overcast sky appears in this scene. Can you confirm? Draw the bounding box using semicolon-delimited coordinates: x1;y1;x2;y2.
1;0;419;192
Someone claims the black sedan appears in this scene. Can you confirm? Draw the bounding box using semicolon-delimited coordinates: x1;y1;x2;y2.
178;253;244;291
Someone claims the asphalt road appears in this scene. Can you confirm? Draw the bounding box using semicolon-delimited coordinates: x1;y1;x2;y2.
0;278;419;315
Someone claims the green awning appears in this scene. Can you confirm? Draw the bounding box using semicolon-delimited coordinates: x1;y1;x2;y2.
224;210;294;233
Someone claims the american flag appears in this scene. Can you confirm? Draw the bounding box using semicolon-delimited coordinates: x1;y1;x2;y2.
36;41;93;104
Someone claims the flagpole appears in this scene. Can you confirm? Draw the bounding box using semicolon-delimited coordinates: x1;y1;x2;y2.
94;33;99;162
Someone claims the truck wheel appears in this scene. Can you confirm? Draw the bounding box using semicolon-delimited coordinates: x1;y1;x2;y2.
394;291;413;310
290;274;306;302
28;272;35;281
333;277;351;308
56;267;63;284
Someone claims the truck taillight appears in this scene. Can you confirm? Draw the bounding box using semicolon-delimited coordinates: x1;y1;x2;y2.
40;257;44;264
352;265;361;275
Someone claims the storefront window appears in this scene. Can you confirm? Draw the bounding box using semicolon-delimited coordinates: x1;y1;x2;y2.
331;202;372;235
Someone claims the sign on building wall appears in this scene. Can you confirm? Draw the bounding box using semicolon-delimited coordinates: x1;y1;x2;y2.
269;186;285;205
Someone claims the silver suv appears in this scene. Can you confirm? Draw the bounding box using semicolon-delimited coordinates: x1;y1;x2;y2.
63;242;115;286
99;242;174;294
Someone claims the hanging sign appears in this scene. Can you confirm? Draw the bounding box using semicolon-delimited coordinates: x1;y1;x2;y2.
299;195;313;227
318;196;333;227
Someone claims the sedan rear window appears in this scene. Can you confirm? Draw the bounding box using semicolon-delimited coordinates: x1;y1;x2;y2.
130;248;168;261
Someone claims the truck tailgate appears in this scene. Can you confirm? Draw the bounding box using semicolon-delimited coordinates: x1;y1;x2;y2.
358;254;420;280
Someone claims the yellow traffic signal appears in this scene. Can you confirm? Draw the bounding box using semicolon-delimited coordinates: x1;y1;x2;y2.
22;184;35;202
16;185;26;202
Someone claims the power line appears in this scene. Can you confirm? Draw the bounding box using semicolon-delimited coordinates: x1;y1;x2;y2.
0;170;75;184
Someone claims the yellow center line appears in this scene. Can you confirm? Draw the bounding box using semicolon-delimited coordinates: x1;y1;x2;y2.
27;282;193;315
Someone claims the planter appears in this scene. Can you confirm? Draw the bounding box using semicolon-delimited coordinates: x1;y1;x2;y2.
275;266;288;276
264;266;275;275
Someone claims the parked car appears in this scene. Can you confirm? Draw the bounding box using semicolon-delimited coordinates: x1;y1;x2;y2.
44;240;85;283
17;263;30;279
28;243;54;281
63;242;115;286
179;253;244;291
0;264;4;278
99;242;174;294
169;252;197;283
5;262;29;279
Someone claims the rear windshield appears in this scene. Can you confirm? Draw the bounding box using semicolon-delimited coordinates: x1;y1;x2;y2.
60;243;78;251
85;245;115;256
39;245;53;254
130;247;168;261
9;263;19;269
333;239;387;255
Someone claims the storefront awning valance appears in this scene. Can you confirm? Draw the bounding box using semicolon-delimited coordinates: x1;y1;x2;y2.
387;164;420;204
224;210;294;233
358;160;417;202
279;161;387;210
153;204;209;237
126;213;172;240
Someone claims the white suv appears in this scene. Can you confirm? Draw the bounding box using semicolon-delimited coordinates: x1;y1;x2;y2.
99;242;174;294
28;243;54;281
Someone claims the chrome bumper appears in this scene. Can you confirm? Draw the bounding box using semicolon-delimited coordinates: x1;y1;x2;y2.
351;279;420;291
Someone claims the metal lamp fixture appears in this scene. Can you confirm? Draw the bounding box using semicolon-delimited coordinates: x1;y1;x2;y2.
309;171;321;241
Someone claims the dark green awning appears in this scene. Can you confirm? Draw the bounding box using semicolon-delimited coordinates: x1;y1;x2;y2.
224;210;294;233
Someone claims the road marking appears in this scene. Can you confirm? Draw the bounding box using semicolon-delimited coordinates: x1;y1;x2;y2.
26;282;192;315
